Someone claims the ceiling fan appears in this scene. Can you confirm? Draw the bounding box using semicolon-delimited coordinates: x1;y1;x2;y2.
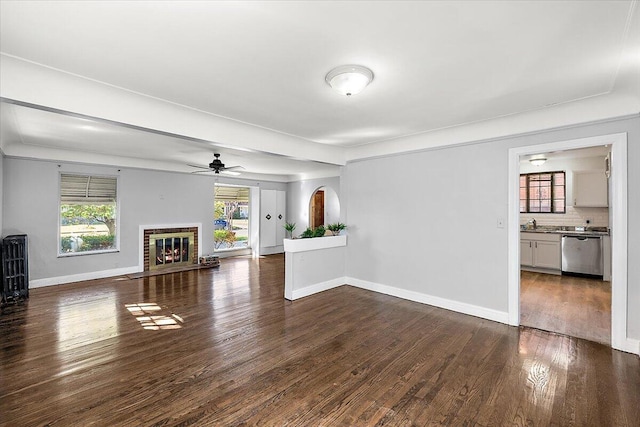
188;153;244;175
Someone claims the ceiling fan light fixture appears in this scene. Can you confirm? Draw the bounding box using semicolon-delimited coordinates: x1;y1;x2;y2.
325;65;373;96
188;153;243;175
529;157;547;166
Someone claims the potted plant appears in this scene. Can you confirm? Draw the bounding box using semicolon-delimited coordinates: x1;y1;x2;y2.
300;227;315;238
313;225;326;237
326;222;346;236
284;222;296;239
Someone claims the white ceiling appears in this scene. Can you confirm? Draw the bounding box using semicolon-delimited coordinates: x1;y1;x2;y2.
520;145;610;164
0;1;638;179
0;102;341;181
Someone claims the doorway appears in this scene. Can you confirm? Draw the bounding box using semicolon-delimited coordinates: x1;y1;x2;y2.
310;189;325;229
517;146;612;344
508;133;629;352
214;185;251;253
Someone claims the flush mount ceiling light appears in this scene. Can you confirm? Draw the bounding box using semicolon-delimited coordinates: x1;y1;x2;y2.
325;65;374;96
529;157;547;166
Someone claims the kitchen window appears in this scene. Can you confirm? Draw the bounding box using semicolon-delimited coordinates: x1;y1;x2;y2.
520;171;565;213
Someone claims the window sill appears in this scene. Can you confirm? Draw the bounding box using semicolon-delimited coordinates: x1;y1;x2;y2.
58;249;119;258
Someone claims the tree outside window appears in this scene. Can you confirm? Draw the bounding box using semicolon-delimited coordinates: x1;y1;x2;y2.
214;186;250;251
59;174;118;254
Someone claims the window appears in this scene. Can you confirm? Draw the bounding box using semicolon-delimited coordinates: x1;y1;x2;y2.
214;185;250;251
520;171;565;213
59;174;118;255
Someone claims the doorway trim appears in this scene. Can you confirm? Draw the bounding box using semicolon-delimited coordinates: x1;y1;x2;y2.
508;132;631;353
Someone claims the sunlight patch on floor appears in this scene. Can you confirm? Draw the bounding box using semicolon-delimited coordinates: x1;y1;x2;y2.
125;303;184;330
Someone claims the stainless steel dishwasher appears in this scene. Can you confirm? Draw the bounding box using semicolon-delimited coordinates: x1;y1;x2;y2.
561;235;603;277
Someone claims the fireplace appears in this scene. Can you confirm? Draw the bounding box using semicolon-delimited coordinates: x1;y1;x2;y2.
142;226;199;271
149;231;194;271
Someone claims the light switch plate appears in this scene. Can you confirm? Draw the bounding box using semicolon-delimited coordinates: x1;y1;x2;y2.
497;218;505;228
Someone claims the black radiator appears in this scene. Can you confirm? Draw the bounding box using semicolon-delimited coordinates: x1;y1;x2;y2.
1;234;29;308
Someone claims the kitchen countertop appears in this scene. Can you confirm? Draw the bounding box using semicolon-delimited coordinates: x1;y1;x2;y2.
520;226;610;236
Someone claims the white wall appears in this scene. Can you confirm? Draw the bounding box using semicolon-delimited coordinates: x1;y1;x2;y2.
519;155;609;227
324;187;340;226
287;176;341;234
345;142;509;315
344;115;640;341
285;244;346;300
1;158;285;282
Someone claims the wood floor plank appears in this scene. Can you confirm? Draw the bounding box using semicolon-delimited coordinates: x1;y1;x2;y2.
520;271;611;345
1;254;638;426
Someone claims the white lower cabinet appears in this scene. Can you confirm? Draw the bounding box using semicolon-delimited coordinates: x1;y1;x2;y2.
520;239;534;266
520;232;561;271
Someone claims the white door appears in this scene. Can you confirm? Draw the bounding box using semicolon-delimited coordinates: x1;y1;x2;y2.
260;190;277;247
276;190;286;244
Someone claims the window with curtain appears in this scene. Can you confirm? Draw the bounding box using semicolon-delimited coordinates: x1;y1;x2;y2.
520;171;566;213
59;174;118;255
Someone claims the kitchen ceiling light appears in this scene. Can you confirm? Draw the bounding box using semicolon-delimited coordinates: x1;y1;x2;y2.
325;65;373;96
529;158;547;166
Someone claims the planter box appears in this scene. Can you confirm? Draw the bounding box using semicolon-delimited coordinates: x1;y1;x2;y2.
284;235;347;300
283;235;347;253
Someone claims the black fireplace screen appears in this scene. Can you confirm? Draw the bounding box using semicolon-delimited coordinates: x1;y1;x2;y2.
155;237;190;266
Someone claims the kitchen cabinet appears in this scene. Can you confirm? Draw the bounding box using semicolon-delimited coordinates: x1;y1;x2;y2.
260;189;286;252
520;239;534;266
573;171;608;207
520;232;561;271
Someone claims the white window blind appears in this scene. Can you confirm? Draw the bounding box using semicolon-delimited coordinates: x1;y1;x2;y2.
214;186;249;202
60;174;117;203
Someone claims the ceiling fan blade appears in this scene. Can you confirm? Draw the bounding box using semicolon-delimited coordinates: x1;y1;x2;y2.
220;170;241;176
224;165;245;171
187;164;210;170
191;170;215;174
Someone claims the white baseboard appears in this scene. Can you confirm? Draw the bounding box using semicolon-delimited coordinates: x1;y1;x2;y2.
214;248;252;259
289;276;509;325
259;246;284;256
620;338;640;356
345;277;510;324
29;266;140;288
290;277;345;300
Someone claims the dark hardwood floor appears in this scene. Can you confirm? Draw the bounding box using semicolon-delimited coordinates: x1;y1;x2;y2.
520;271;611;345
1;254;638;426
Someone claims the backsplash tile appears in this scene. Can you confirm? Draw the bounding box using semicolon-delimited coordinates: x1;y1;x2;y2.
520;207;609;228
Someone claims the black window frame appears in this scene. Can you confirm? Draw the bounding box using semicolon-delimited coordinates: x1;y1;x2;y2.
520;171;566;214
